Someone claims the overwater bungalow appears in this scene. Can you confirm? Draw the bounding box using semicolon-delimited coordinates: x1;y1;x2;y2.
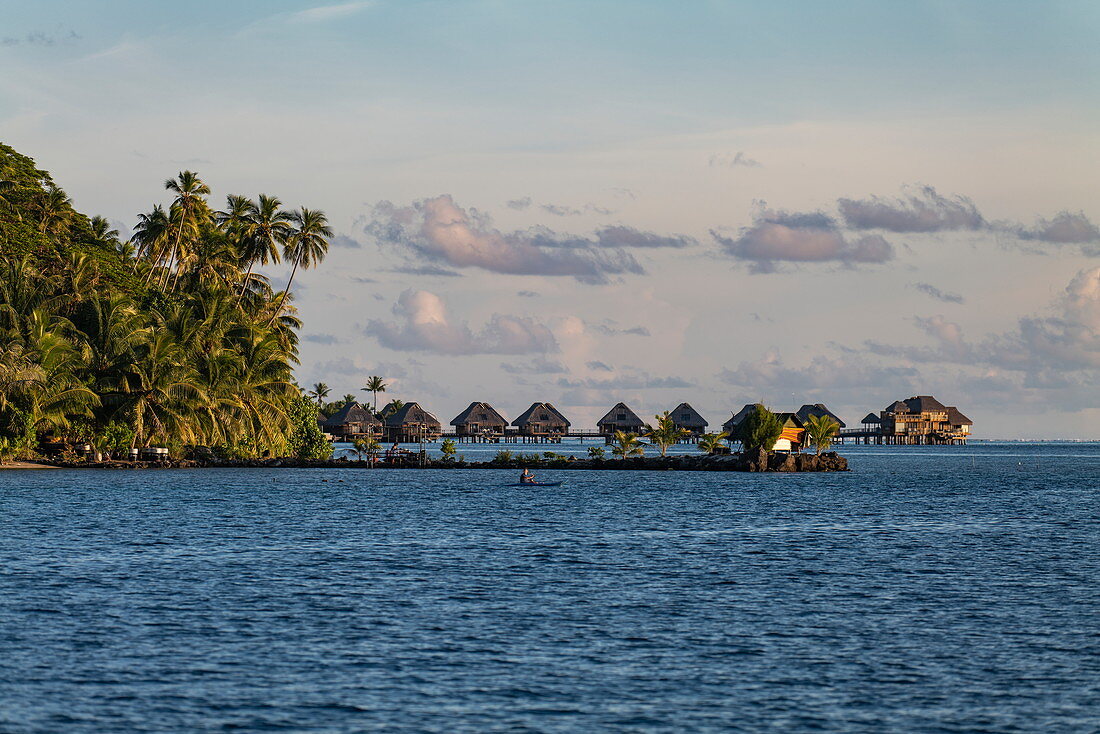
795;403;846;428
321;401;382;441
384;402;442;443
597;402;645;437
450;401;508;438
860;413;881;431
512;402;570;438
878;395;971;444
669;402;708;436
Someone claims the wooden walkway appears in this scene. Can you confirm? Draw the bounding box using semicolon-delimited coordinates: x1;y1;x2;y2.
835;429;967;445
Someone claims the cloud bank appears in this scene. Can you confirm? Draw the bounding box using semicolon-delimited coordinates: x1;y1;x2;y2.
365;289;559;355
839;186;985;232
713;208;894;273
366;195;651;284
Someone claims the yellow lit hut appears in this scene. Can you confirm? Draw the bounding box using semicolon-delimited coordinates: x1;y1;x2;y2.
722;404;805;452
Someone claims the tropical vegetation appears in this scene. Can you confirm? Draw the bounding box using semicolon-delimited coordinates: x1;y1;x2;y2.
644;411;689;457
803;414;841;455
734;405;784;454
610;430;645;460
697;431;729;455
0;143;331;461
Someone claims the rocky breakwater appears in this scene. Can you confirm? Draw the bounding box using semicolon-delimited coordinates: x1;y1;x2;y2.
46;450;848;472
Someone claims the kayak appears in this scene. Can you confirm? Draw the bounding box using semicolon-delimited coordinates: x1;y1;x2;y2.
511;481;562;487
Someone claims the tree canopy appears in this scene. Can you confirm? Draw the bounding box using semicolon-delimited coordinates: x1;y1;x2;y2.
0;143;330;460
736;405;784;454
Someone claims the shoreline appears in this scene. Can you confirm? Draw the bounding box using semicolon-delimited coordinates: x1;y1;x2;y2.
0;461;60;470
32;451;849;473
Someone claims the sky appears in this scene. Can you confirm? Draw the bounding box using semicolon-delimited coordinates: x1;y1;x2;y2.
2;0;1098;438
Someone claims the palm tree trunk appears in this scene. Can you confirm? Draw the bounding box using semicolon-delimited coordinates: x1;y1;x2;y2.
267;257;299;326
235;261;255;309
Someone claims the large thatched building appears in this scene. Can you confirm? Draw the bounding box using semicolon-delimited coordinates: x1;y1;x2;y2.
597;402;645;436
450;402;508;437
321;401;382;440
669;402;708;435
512;402;570;437
879;396;971;443
384;402;442;442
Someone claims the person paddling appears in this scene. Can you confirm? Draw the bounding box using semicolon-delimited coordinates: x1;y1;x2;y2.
520;467;535;484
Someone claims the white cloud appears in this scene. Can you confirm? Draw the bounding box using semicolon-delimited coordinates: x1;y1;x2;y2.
366;195;645;284
365;289;559;355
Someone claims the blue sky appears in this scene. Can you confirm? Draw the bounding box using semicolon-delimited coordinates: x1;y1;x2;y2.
2;1;1098;437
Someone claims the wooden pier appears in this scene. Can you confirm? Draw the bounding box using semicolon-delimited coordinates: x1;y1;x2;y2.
834;428;967;446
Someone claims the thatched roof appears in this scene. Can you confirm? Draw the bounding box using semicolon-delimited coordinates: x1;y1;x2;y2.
946;407;973;425
884;400;909;414
669;402;707;429
905;395;948;414
451;401;508;427
321;401;381;428
795;403;846;428
597;402;644;429
774;412;804;428
512;402;570;428
722;404;758;431
384;401;441;428
861;412;881;424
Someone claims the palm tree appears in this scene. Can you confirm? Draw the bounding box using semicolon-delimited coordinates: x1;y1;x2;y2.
269;207;331;324
308;382;330;408
228;194;290;307
362;375;387;411
164;171;211;289
804;414;841;455
35;186;72;236
0;168;16;215
132;205;171;285
89;216;120;245
644;411;689;457
340;393;356;407
697;431;729;455
379;398;404;419
610;430;644;460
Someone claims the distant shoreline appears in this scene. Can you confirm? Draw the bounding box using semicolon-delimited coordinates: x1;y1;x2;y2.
21;452;849;473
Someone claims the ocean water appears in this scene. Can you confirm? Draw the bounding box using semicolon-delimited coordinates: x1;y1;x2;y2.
1;443;1097;732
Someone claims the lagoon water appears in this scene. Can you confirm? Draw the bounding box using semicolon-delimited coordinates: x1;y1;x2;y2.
1;442;1098;732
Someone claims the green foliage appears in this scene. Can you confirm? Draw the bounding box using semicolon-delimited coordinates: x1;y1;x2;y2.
440;438;457;461
644;411;689;457
587;446;606;460
610;430;644;460
697;431;729;455
288;396;333;460
804;414;840;455
362;375;387;411
737;405;784;454
492;449;514;464
0;407;36;462
100;421;134;457
0;144;331;458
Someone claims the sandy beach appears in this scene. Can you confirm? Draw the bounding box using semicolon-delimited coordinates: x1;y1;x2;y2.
0;461;58;470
